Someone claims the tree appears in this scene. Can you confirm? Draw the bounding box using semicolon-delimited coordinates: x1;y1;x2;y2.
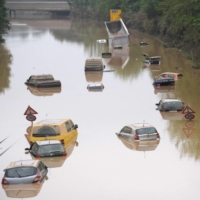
0;0;10;43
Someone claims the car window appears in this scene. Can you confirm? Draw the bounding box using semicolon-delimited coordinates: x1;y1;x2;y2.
162;102;183;109
136;128;157;135
38;162;45;172
120;126;132;134
6;167;37;178
31;143;39;154
33;126;60;137
38;144;64;154
65;121;72;132
69;120;74;128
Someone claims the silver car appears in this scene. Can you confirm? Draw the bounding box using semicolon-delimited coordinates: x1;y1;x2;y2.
116;123;160;141
156;98;184;111
1;160;48;185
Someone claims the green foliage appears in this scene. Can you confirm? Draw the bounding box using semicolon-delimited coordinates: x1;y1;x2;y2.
0;0;10;43
0;44;12;93
71;0;200;60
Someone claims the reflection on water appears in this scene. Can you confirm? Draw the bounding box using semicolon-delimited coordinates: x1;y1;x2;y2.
159;111;184;120
85;71;103;83
105;46;130;69
117;134;160;152
2;183;44;198
27;86;61;96
0;44;12;94
154;85;175;94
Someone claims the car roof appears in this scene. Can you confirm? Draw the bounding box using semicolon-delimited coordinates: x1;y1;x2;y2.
160;72;179;75
34;119;69;126
162;98;181;102
35;140;61;146
6;160;39;169
128;123;154;130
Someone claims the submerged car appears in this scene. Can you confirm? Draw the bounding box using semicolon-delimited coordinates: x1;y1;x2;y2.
142;54;161;64
154;72;183;80
117;134;160;151
116;123;160;141
153;76;175;86
27;85;61;96
25;140;67;158
27;119;78;145
85;58;105;71
156;98;185;112
140;42;149;47
146;56;161;64
25;74;61;88
102;52;112;58
87;84;104;92
1;160;48;185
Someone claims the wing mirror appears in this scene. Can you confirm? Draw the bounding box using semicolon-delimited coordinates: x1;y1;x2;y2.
25;148;30;151
156;103;159;106
74;124;78;129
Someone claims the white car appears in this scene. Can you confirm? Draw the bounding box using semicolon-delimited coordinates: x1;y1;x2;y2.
116;123;160;141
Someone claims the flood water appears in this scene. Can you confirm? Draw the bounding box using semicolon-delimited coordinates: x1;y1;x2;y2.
1;18;200;200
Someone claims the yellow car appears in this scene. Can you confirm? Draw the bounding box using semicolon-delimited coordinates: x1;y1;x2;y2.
28;119;78;145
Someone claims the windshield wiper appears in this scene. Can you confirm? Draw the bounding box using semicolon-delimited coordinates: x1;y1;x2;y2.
15;170;21;177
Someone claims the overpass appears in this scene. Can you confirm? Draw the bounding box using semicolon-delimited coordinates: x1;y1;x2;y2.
5;0;70;18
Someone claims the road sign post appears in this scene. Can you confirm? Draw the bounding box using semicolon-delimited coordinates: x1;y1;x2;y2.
182;106;195;121
24;106;38;126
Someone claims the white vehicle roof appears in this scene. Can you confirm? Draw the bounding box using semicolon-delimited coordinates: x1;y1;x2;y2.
7;160;39;169
129;123;154;130
35;140;61;146
162;98;181;102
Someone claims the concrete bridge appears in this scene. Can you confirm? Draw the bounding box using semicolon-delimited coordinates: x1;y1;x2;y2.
5;0;70;18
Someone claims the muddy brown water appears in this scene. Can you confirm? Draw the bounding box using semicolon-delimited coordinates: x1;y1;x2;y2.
0;19;200;200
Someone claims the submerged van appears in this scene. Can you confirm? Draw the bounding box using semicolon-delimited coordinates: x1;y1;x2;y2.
29;119;78;145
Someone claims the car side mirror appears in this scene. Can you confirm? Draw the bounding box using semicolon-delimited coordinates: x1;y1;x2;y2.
74;124;78;129
25;148;30;151
156;103;159;106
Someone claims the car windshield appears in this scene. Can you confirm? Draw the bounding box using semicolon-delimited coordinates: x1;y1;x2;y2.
136;128;157;135
38;144;65;154
120;126;132;134
32;126;60;137
162;101;183;109
5;167;37;178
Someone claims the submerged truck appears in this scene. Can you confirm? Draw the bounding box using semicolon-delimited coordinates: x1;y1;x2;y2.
105;19;129;48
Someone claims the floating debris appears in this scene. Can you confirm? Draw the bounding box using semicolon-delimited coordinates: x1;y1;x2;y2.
97;39;107;43
102;52;112;58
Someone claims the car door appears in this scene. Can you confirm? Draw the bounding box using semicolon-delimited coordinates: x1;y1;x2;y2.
37;162;47;182
64;120;77;143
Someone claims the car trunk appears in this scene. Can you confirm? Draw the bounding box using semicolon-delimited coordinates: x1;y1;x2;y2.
136;128;158;141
